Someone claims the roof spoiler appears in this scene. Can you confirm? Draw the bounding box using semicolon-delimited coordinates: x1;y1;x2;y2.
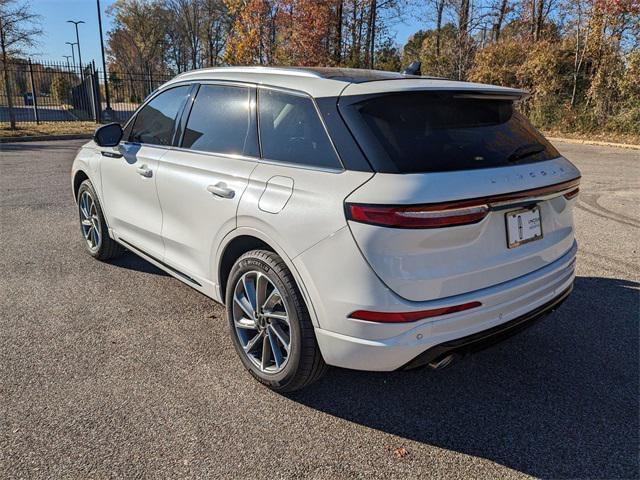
453;90;528;100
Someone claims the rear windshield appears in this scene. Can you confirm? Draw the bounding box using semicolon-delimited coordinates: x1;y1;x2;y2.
339;92;560;173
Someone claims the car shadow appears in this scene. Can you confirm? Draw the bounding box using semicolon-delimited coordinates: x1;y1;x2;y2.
108;251;168;277
288;276;639;479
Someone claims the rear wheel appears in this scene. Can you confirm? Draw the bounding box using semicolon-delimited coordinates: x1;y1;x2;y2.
77;180;124;260
225;250;327;392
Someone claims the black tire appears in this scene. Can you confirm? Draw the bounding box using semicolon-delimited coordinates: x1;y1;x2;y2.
225;249;327;392
77;179;125;261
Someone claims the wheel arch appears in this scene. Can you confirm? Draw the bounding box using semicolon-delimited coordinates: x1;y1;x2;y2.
216;228;320;327
72;170;90;201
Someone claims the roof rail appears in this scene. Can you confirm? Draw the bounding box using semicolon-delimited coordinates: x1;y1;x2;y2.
175;66;323;80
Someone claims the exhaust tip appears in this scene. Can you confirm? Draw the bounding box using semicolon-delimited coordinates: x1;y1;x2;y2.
428;353;457;370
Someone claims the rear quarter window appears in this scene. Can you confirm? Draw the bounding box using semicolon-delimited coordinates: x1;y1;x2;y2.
339;91;560;174
258;89;342;170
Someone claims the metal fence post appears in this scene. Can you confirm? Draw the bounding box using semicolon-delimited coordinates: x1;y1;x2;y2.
28;58;40;125
87;61;100;124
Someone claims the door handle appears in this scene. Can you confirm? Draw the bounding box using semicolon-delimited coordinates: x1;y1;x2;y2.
136;165;153;178
207;182;235;199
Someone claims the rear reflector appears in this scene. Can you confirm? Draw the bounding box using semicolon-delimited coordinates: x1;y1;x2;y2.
349;301;482;323
346;204;489;229
564;188;579;200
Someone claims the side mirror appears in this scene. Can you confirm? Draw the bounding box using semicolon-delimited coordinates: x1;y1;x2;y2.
94;122;123;147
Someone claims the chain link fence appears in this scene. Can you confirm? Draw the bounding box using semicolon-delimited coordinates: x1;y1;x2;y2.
0;59;173;126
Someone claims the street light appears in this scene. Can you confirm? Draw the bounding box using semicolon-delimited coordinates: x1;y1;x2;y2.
96;0;112;117
67;20;85;73
65;41;77;70
62;55;72;72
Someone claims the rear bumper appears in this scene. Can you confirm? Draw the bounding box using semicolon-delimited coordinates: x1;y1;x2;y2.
401;284;573;369
310;239;576;371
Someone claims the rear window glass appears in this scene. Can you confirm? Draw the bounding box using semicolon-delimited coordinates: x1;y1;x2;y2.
339;92;560;173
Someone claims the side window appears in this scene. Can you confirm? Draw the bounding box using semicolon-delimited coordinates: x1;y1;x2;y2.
130;86;190;146
182;85;259;157
258;89;341;169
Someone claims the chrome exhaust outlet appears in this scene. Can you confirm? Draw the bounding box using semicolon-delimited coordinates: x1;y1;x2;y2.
428;353;457;370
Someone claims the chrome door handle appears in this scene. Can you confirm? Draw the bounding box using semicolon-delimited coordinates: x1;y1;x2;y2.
136;165;153;178
207;183;235;199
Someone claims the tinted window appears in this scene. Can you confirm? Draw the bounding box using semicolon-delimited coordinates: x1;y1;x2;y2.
340;92;560;173
181;85;258;156
130;86;190;146
258;89;341;169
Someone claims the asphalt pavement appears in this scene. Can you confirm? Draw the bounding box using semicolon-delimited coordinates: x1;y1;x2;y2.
1;139;638;479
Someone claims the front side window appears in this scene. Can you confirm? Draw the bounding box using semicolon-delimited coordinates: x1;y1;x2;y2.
258;89;341;169
129;86;190;146
182;84;259;157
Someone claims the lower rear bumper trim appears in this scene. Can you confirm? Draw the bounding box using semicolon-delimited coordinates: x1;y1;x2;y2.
400;283;574;370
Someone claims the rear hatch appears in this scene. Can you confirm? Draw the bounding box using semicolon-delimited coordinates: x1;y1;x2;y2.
339;81;580;302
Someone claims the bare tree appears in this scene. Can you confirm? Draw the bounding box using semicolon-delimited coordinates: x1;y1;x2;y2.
166;0;202;70
0;0;41;129
492;0;509;41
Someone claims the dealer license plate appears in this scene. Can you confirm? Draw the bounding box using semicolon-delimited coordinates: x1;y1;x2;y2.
506;206;543;248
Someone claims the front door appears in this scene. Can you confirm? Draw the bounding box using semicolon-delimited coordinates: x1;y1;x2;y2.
100;85;191;258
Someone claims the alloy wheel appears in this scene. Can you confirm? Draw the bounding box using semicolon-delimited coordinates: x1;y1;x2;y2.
79;190;101;252
232;271;291;374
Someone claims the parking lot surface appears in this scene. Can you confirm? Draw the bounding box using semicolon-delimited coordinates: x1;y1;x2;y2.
1;139;638;479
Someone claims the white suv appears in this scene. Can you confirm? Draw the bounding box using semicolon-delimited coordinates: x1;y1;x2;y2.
72;67;580;391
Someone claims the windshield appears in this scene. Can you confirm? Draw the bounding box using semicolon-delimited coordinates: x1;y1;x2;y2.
339;91;560;173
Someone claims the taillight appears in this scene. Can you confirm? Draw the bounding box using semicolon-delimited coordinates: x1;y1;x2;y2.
346;203;489;229
564;188;579;200
349;301;482;323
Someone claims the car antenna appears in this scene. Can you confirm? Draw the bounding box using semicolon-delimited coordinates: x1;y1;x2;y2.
401;61;422;76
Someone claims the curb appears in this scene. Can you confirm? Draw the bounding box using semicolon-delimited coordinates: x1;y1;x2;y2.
0;133;93;143
547;136;640;150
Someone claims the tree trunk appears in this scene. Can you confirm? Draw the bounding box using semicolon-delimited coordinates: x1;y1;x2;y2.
494;0;508;41
369;0;377;68
459;0;470;35
535;0;545;41
0;17;16;130
334;0;343;64
436;0;444;56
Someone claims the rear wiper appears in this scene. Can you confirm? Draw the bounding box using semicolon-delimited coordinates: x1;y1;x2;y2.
507;143;545;163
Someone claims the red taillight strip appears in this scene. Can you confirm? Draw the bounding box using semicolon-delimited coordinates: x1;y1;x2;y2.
346;177;580;229
347;204;488;228
564;187;579;200
349;301;482;323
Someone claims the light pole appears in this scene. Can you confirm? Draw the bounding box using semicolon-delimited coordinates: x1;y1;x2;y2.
65;41;77;71
67;20;85;73
96;0;112;117
62;55;72;72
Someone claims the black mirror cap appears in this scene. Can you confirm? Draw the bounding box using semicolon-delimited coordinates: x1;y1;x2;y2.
94;122;123;147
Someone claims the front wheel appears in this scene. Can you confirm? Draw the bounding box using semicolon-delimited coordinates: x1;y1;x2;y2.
225;250;327;392
77;180;124;260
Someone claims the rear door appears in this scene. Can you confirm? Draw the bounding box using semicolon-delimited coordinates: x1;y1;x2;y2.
237;87;373;259
339;87;581;302
100;85;191;258
156;83;259;288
